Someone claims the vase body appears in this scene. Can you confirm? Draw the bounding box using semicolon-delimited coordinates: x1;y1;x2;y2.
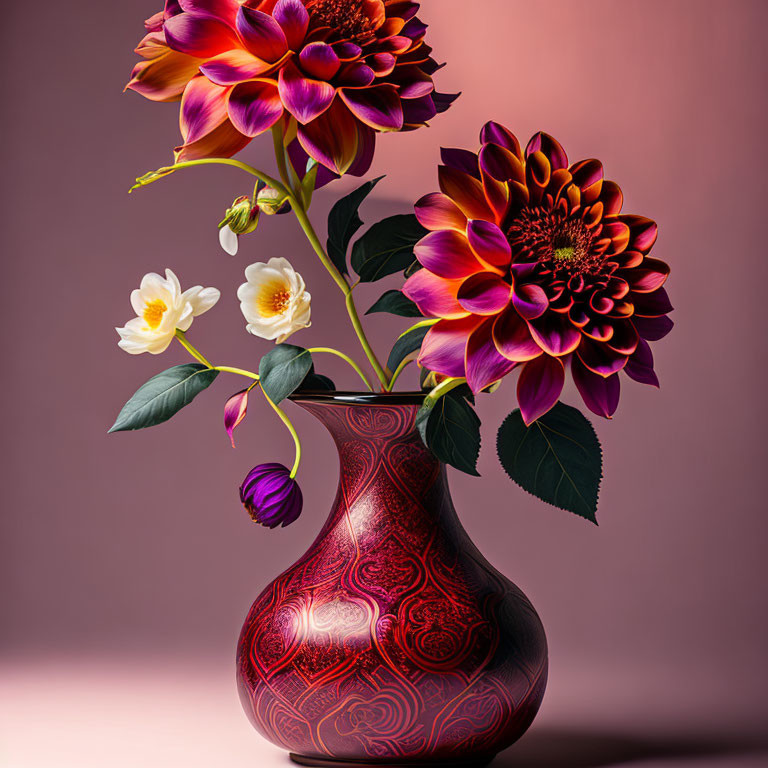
236;394;547;766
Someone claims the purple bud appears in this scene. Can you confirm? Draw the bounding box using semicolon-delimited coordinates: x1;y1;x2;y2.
239;463;303;529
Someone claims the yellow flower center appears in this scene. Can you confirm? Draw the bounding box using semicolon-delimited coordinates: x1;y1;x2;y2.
143;299;167;329
553;246;576;261
257;281;291;317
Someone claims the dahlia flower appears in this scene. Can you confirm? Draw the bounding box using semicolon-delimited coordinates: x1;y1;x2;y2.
403;122;672;425
116;268;220;355
240;462;303;527
126;0;455;175
238;257;311;342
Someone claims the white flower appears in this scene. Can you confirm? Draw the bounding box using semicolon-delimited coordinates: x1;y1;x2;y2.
116;269;220;355
237;258;311;344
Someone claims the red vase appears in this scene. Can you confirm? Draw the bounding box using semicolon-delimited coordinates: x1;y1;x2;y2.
236;394;548;767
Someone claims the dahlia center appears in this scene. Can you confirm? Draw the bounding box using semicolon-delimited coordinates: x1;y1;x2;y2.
143;299;167;329
509;209;601;275
306;0;376;40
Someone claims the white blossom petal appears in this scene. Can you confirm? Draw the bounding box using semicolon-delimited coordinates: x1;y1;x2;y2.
219;225;239;256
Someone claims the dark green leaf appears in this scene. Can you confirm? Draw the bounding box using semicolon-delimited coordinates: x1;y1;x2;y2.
417;392;481;476
297;372;336;392
259;345;313;404
365;290;422;317
497;403;602;523
109;364;218;432
386;324;430;374
326;176;384;275
351;214;427;282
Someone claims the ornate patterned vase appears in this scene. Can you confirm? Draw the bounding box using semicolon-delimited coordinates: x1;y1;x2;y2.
236;393;548;767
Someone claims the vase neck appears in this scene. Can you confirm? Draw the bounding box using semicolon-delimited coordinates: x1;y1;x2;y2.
293;399;451;538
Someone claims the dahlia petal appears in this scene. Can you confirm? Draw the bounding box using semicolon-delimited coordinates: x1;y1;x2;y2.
432;90;460;114
457;273;512;315
414;230;483;279
200;49;276;85
297;98;359;174
517;355;565;425
175;118;250;161
440;148;480;179
493;306;543;362
126;50;203;102
606;320;639;355
337;62;375;87
621;215;658;251
569;158;604;202
526;150;551;189
236;5;288;61
576;336;628;376
632;315;673;341
366;52;396;76
480;121;522;157
525;132;568;170
180;75;230;143
346;122;376;177
633;287;674;317
600;180;623;215
402;270;467;319
402;94;437;125
228;79;284;136
438;166;493;221
414;192;467;232
572;357;620;419
273;0;309;50
527;312;582;356
395;67;434;99
512;284;548;320
465;319;517;393
582;317;614;342
339;85;403;131
164;13;239;57
279;60;335;124
333;42;362;61
601;221;631;254
623;257;670;293
479;143;525;184
299;42;340;80
466;219;511;270
178;0;240;16
418;316;484;379
624;337;659;387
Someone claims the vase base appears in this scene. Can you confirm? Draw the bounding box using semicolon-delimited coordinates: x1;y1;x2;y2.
289;755;495;768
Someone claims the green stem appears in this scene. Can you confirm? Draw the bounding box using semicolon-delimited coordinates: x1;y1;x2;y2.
307;348;373;391
425;377;467;405
271;125;297;198
175;330;214;368
261;390;302;478
386;358;413;392
269;127;390;391
215;365;260;381
132;158;285;194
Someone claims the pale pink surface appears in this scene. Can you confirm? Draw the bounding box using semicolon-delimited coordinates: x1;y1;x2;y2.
1;0;768;766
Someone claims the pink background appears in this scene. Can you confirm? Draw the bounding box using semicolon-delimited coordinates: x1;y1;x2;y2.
2;1;767;766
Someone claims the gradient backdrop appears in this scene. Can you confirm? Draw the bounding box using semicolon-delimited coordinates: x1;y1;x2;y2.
1;1;767;766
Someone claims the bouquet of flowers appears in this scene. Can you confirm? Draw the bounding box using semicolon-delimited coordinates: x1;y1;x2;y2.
114;0;672;526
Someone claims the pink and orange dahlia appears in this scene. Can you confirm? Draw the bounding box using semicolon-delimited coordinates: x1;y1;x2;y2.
403;122;672;424
127;0;454;174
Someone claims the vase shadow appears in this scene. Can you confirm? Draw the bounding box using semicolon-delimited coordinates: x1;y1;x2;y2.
492;726;768;768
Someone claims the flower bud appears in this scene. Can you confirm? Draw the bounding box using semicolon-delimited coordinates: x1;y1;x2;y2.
221;195;259;235
256;186;289;216
239;463;303;529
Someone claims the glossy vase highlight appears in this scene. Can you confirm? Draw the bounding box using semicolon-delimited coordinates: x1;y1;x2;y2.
236;394;548;767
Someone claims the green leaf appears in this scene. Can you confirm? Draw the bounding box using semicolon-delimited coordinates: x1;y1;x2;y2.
386;322;432;374
326;176;384;275
351;214;428;282
497;403;602;523
109;364;218;432
417;392;481;476
297;372;336;392
365;290;422;317
259;344;314;404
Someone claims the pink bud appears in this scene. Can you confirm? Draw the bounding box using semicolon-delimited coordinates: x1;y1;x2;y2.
224;389;250;448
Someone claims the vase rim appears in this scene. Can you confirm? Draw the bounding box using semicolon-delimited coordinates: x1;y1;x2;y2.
290;391;426;406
